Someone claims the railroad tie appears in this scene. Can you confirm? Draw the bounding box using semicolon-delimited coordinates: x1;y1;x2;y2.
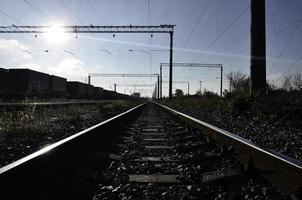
131;157;179;162
144;145;173;150
129;175;181;183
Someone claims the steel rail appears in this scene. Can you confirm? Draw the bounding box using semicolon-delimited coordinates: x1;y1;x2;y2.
1;101;301;198
0;100;132;107
153;101;302;196
0;101;148;199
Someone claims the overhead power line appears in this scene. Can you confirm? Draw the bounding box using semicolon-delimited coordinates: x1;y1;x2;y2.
267;19;302;38
24;0;51;21
0;9;22;25
194;5;249;62
215;11;220;35
206;6;249;50
89;73;159;77
279;54;302;79
58;0;119;70
268;22;301;73
59;0;82;24
176;0;211;60
270;1;290;15
86;0;105;24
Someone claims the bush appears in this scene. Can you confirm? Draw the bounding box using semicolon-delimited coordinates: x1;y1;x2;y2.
227;92;251;113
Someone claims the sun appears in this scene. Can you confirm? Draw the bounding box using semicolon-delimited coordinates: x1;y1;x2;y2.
44;24;68;45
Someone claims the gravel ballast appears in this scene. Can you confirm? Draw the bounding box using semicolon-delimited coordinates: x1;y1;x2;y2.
160;97;302;161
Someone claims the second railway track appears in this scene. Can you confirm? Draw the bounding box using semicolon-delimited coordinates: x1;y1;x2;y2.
0;101;301;199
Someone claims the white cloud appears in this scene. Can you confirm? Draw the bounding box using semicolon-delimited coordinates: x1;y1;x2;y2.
0;39;29;53
0;39;34;67
48;58;88;82
0;39;90;82
19;62;43;71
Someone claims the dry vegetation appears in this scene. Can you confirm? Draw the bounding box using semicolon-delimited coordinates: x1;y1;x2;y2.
160;90;302;160
0;100;143;167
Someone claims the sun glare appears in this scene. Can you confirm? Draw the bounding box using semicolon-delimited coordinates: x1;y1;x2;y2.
44;24;68;45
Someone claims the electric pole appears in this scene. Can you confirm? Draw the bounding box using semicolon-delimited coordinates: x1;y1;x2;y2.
0;24;175;98
199;81;202;94
250;0;266;94
88;75;91;85
229;74;233;92
169;32;173;99
187;82;190;95
160;63;222;98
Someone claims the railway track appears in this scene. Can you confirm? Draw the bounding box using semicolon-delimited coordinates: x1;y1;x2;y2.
0;101;301;199
0;100;127;109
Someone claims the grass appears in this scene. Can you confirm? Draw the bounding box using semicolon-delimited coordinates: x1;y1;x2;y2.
0;99;143;166
159;91;302;160
161;90;302;127
0;100;142;136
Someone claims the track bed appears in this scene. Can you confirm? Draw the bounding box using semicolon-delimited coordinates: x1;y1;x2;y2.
0;103;295;199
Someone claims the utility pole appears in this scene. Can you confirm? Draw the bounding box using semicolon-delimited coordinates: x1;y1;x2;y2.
114;83;116;92
88;73;159;98
88;75;91;85
229;74;233;92
220;66;223;96
160;64;162;99
160;63;222;98
169;32;173;99
0;24;175;98
157;76;160;99
114;84;117;92
250;0;266;94
187;82;190;95
199;81;202;94
156;81;158;99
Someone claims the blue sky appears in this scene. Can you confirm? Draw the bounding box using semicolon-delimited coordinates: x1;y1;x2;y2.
0;0;302;97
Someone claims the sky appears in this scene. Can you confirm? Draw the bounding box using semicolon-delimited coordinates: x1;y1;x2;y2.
0;0;302;97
